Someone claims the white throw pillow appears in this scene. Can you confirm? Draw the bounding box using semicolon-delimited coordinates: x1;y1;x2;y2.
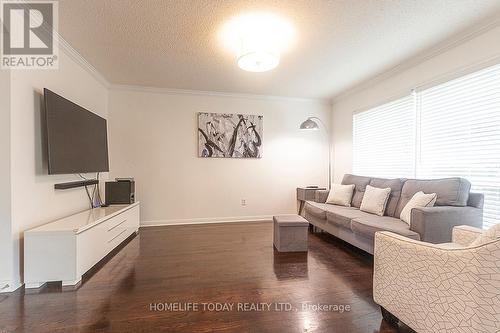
360;185;391;216
400;191;437;225
470;223;500;247
326;183;355;207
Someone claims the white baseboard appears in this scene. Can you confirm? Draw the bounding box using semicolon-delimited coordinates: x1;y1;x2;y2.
141;215;274;227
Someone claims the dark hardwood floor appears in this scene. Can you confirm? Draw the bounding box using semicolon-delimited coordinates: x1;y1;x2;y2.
0;222;409;333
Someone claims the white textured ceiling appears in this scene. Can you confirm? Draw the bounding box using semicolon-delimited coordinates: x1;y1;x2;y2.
58;0;500;100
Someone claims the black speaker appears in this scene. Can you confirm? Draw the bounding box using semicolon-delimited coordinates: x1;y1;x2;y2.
105;180;135;205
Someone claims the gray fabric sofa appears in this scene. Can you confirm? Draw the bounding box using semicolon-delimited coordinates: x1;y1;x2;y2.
304;174;484;254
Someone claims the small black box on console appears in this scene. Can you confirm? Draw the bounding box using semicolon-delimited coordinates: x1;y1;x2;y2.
105;179;135;205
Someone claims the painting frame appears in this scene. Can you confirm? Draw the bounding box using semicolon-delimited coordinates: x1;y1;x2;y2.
197;112;263;158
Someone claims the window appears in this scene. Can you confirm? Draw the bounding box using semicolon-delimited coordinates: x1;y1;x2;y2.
353;63;500;228
353;95;415;178
417;65;500;229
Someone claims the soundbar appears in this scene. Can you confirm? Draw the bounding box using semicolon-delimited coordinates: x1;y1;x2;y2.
54;179;99;190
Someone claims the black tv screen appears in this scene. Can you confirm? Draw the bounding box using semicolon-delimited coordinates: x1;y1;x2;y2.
44;88;109;175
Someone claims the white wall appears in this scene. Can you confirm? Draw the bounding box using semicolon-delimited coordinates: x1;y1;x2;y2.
108;89;330;225
0;69;12;289
8;48;108;288
331;23;500;182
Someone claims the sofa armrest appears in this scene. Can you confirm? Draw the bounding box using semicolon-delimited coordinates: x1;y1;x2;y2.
452;225;483;246
373;231;500;332
315;190;329;203
467;192;484;209
373;232;490;332
373;231;466;308
410;206;483;243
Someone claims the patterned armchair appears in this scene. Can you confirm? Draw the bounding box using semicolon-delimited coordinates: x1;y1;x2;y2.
373;225;500;333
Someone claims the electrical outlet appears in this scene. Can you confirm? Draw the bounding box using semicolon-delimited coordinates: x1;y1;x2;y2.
241;199;247;206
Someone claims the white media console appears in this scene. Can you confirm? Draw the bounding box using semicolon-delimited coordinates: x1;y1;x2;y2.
24;202;140;288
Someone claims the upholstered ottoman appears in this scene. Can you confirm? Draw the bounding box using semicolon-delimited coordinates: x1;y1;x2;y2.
273;215;309;252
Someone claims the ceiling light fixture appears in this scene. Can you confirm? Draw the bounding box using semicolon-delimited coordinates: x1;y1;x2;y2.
220;13;294;73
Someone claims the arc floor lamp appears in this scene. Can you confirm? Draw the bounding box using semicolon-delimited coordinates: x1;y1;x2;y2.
300;117;331;189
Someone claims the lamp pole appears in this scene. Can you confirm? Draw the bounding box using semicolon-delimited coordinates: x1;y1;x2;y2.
305;117;331;190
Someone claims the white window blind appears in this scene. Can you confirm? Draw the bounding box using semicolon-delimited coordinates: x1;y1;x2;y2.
353;95;415;178
352;63;500;229
417;65;500;229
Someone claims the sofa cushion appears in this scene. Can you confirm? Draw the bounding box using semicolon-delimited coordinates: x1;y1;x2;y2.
326;183;355;206
360;185;391;216
304;201;328;219
341;174;371;208
395;178;471;217
351;216;420;240
326;206;375;229
369;178;405;217
400;191;437;225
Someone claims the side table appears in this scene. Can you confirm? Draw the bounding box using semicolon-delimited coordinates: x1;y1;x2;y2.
296;187;326;215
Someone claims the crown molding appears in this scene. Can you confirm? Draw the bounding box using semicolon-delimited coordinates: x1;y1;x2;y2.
55;35;330;105
110;84;331;105
56;33;111;89
11;0;110;88
55;34;330;104
332;15;500;104
54;37;327;104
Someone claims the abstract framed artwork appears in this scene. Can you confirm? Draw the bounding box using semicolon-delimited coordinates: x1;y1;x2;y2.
198;112;263;158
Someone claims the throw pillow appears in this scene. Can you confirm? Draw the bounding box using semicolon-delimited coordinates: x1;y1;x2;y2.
400;191;437;225
326;183;355;207
470;223;500;247
360;185;391;216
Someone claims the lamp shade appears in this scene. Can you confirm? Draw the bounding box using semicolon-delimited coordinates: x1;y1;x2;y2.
299;118;319;130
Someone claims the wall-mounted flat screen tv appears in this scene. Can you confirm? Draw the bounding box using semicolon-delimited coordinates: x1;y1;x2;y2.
44;88;109;175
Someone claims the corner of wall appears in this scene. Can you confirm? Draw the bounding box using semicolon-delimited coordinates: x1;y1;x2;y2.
7;36;111;289
0;68;14;291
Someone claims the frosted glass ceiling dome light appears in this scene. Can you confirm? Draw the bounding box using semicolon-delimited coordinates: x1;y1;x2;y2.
238;51;280;72
220;13;294;72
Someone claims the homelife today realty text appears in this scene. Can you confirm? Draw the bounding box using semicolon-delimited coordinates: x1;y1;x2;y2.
149;302;351;313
